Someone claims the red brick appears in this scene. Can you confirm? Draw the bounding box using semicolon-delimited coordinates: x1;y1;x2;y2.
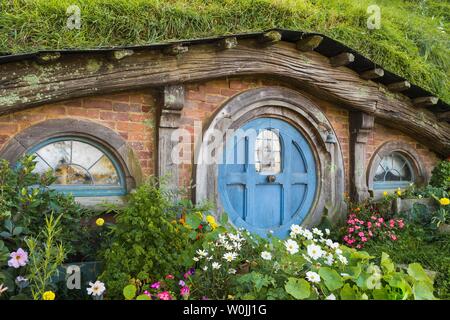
129;103;143;112
112;102;129;112
84;99;112;110
205;94;226;104
0;123;18;134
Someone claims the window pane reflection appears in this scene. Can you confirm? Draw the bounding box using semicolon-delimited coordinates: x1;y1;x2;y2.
255;129;281;174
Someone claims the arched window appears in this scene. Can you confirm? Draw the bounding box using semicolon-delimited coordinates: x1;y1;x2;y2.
373;151;413;189
28;137;127;196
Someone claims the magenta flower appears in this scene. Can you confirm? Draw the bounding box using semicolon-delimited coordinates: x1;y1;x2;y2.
150;282;160;289
178;280;186;286
157;291;172;300
8;248;28;268
180;286;190;297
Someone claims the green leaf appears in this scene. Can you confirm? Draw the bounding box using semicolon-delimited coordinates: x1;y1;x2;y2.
285;277;310;300
185;214;202;229
4;220;13;233
381;252;395;274
123;284;137;300
413;281;435;300
136;294;151;300
319;267;344;291
372;288;389;300
220;213;229;225
407;263;431;283
340;283;357;300
350;251;374;260
12;227;23;236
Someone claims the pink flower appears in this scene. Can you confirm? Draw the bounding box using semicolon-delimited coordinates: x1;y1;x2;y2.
157;291;172;300
361;237;368;242
348;228;354;233
180;286;190;297
367;222;372;228
390;234;397;241
347;219;355;225
165;274;174;280
354;225;361;230
356;244;362;249
389;220;395;228
144;290;152;298
378;217;384;223
371;216;377;220
375;222;381;227
368;231;373;237
179;280;186;286
398;220;405;228
358;232;365;237
150;282;160;289
8;248;28;268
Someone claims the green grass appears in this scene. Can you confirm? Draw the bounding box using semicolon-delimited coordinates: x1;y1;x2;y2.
0;0;448;103
365;226;450;299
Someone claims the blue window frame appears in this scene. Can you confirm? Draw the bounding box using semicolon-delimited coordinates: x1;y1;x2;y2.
373;151;414;190
27;137;127;197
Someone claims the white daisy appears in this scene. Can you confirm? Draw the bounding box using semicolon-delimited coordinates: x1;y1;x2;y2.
325;228;330;236
196;249;208;257
335;248;342;255
312;228;323;237
305;271;321;283
212;262;221;269
87;280;106;296
284;239;299;255
202;265;208;271
223;252;238;262
325;239;334;248
338;255;348;265
303;230;314;240
307;243;324;260
260;251;272;260
193;257;199;262
228;268;237;274
325;254;334;266
290;224;302;235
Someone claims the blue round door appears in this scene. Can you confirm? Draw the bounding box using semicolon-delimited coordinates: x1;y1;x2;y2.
218;117;317;238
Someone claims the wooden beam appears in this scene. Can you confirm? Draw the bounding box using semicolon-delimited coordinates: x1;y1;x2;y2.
413;96;439;107
217;37;237;50
296;35;323;51
1;39;449;155
36;52;61;64
329;52;355;67
437;111;450;122
258;31;282;46
387;81;411;92
107;49;134;61
163;43;188;55
360;68;384;80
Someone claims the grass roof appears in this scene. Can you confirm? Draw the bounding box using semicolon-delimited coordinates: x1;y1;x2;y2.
0;0;448;104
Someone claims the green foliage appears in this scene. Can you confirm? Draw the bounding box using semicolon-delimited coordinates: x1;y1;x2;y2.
25;213;66;300
364;224;449;299
0;0;448;104
430;160;450;191
285;277;310;299
0;156;96;259
99;178;191;299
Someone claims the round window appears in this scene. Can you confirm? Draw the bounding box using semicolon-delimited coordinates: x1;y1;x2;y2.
29;137;126;196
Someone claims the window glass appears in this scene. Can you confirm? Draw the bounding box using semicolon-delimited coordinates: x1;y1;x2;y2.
373;152;413;187
255;129;281;174
30;138;124;196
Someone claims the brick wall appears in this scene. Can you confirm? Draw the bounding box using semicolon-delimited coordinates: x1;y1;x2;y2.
0;76;441;193
0;91;157;176
180;77;351;191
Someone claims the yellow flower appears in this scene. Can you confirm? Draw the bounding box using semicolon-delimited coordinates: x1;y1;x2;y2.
396;189;402;196
439;198;450;206
206;215;218;229
43;291;55;300
383;191;388;197
96;218;105;227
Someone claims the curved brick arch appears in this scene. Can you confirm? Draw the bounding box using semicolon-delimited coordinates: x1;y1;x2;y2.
0;118;142;192
366;140;428;193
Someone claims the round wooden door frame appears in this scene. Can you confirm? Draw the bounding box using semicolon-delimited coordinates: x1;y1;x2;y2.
195;86;346;228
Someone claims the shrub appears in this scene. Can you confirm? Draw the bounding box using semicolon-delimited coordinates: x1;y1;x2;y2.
99;179;195;298
430;160;450;191
0;156;95;260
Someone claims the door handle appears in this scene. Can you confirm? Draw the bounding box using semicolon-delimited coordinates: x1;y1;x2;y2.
267;175;276;183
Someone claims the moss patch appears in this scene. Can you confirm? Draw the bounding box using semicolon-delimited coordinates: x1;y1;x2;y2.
0;0;448;103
